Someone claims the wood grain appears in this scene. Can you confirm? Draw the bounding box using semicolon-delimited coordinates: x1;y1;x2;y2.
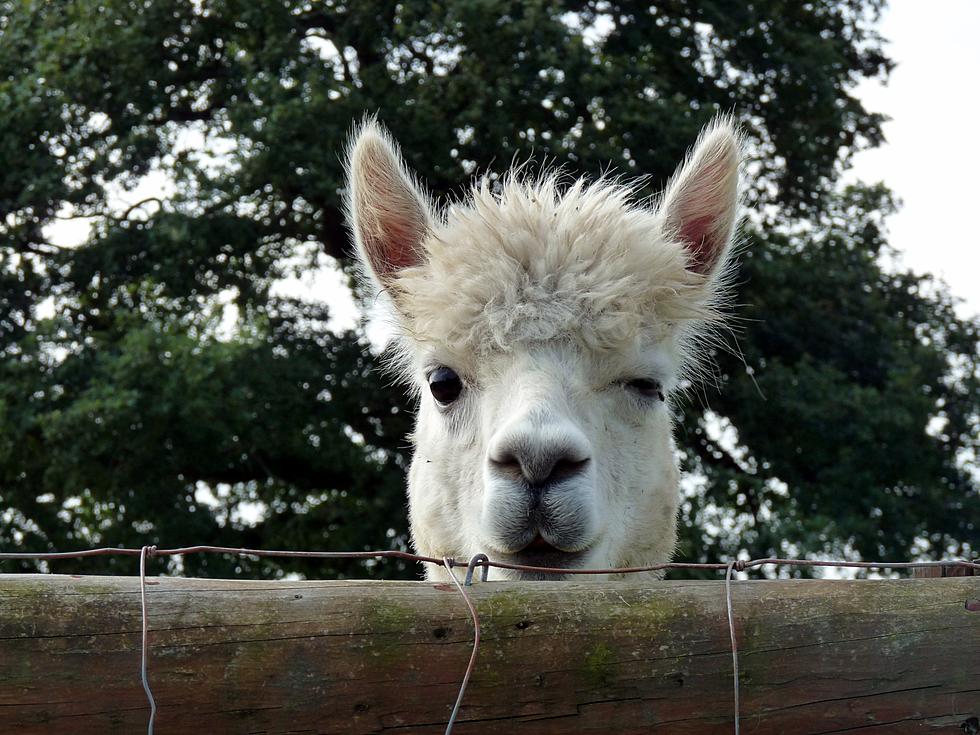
0;574;977;734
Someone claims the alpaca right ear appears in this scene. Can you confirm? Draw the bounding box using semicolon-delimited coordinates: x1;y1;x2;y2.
346;120;432;286
659;117;742;279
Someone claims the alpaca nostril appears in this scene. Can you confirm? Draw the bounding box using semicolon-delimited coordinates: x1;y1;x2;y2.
489;445;590;490
547;457;590;485
488;451;525;483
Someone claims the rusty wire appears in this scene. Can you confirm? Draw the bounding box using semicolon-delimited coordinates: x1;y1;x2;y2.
4;545;977;575
1;546;978;735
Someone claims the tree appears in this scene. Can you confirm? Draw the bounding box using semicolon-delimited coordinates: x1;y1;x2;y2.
676;184;980;572
1;0;975;578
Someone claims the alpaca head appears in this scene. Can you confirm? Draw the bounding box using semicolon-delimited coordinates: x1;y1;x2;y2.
346;119;742;580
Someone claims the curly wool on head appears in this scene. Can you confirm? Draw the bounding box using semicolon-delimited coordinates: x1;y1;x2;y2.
387;169;731;386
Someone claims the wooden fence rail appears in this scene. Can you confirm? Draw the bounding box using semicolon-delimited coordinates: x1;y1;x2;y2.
0;574;978;734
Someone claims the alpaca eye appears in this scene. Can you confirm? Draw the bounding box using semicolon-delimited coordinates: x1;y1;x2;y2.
624;378;665;402
428;367;463;405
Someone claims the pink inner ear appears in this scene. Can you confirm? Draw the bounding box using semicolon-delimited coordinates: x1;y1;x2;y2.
359;173;427;279
373;217;423;273
679;215;718;275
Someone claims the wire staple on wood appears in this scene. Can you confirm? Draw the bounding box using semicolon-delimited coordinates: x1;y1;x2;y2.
464;553;490;586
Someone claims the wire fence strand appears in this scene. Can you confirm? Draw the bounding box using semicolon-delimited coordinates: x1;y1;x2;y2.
442;557;482;735
1;545;977;735
725;560;741;735
3;545;977;574
138;545;157;735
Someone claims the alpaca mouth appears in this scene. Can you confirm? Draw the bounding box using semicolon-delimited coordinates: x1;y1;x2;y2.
525;535;554;551
502;534;589;573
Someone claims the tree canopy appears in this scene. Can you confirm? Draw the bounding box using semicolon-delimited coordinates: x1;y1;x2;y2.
1;0;976;578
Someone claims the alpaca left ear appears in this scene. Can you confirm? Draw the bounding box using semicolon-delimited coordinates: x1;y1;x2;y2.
346;119;433;287
659;118;742;277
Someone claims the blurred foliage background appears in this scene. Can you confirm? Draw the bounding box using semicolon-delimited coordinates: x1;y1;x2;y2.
1;0;977;579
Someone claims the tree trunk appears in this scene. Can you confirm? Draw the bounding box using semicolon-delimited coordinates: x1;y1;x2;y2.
0;574;977;734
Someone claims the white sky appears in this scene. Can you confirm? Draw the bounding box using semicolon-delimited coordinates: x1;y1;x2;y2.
846;0;980;318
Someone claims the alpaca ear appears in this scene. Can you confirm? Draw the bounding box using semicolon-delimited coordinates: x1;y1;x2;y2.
346;119;433;285
659;118;742;277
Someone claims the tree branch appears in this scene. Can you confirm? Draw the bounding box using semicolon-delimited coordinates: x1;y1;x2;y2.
115;197;163;222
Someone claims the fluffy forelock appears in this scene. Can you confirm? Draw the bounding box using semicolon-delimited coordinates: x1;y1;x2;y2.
383;170;727;381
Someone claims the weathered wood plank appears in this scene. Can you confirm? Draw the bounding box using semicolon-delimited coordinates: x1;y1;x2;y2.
0;574;977;734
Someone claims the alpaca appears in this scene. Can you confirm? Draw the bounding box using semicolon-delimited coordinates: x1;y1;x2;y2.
346;118;742;580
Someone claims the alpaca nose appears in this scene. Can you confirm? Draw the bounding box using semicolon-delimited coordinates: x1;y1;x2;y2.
488;437;591;492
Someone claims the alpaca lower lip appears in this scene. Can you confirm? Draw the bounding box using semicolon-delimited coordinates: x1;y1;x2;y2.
503;536;589;571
